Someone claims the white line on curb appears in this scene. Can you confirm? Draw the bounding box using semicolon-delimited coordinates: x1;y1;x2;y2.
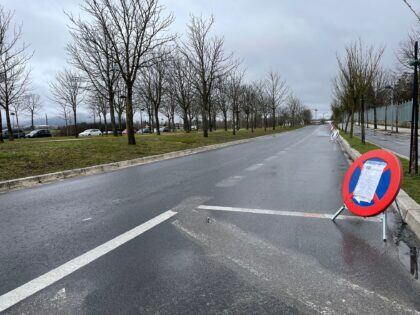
197;205;381;223
0;210;177;312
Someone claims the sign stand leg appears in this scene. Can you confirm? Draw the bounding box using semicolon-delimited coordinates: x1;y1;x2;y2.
394;200;406;224
382;211;387;242
332;205;346;222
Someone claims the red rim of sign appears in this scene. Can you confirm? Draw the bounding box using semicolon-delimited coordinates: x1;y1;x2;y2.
342;149;403;217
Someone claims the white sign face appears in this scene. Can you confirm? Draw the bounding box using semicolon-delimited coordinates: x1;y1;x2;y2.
353;160;387;203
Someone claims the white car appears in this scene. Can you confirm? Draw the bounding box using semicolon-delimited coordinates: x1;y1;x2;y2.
78;129;102;137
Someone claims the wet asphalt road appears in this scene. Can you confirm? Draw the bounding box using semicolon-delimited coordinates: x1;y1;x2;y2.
354;125;419;160
0;125;419;314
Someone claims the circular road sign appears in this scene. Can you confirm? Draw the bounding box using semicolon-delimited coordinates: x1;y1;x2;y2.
342;149;403;217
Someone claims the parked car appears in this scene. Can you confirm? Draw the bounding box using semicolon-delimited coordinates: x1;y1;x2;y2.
136;128;150;134
2;128;25;139
153;127;170;133
26;129;52;138
78;129;102;137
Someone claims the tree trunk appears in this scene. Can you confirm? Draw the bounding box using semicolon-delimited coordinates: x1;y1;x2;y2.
272;106;276;130
246;114;249;130
73;109;78;138
103;112;108;134
5;105;14;141
384;105;388;131
264;116;267;132
31;112;34;130
118;112;122;132
345;112;350;133
395;104;399;133
108;93;117;137
236;110;240;131
202;110;209;137
154;105;160;135
223;111;227;131
126;85;136;145
208;106;212;132
183;111;190;132
350;110;354;138
232;107;236;135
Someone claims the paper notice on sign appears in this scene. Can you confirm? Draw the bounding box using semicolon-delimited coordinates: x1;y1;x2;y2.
353;160;387;203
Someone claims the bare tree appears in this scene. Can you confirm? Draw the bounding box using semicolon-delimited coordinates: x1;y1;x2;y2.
139;53;168;135
181;15;235;137
254;80;270;131
265;71;288;130
50;68;84;138
336;39;384;142
67;11;120;136
167;50;194;132
0;5;32;141
114;79;126;131
24;93;41;130
10;98;24;135
214;77;230;131
396;25;420;70
227;68;245;135
81;0;174;145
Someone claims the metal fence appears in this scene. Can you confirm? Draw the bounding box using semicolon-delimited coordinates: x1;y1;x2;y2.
365;100;418;127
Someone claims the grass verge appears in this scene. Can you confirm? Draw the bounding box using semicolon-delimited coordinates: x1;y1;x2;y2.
340;131;420;204
0;127;298;181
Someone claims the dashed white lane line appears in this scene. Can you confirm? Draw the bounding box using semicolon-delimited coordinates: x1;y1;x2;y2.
82;218;92;222
245;164;264;171
197;205;381;223
215;176;244;187
0;210;177;313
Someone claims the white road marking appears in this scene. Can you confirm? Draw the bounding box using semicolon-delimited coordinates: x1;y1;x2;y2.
82;218;92;222
0;210;177;313
197;205;381;223
245;163;264;171
215;176;244;187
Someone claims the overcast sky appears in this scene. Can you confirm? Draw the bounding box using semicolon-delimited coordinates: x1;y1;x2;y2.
2;0;419;121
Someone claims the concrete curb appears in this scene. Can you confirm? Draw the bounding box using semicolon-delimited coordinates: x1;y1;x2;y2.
0;132;283;194
339;135;420;239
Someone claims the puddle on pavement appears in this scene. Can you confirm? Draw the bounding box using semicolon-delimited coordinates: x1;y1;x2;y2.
388;210;419;283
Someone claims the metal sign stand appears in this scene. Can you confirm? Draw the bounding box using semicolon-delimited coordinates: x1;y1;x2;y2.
331;205;388;241
332;199;405;242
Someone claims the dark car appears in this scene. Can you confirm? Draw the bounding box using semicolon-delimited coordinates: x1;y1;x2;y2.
26;129;52;138
2;128;26;139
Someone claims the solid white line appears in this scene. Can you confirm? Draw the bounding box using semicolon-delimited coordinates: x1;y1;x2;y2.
0;210;177;312
197;205;381;223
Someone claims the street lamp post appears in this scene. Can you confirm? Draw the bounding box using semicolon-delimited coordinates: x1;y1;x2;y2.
385;85;394;133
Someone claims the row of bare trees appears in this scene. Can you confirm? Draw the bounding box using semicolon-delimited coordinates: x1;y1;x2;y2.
2;0;310;144
332;21;419;143
0;5;43;142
